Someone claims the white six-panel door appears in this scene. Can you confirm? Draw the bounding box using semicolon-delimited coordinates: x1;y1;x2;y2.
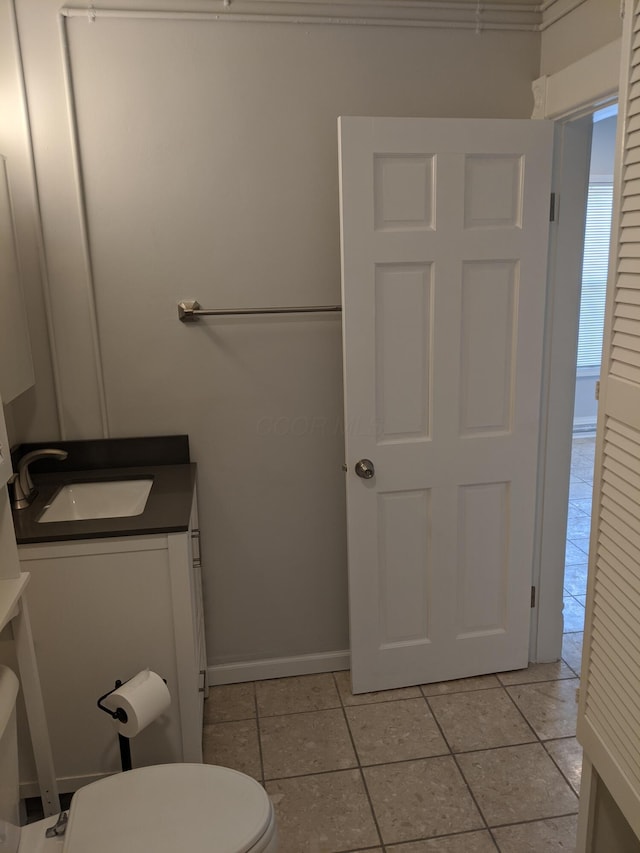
339;117;553;692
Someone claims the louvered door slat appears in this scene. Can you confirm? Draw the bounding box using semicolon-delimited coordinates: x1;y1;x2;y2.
601;479;640;529
601;503;640;557
621;210;640;227
615;302;640;321
591;637;640;731
602;479;640;526
591;633;640;731
616;287;640;304
611;330;640;350
622;194;640;212
578;4;640;835
603;445;640;491
592;581;640;661
612;345;640;367
611;360;640;382
619;241;640;256
594;556;640;638
624;145;640;165
587;656;640;772
613;316;640;334
619;223;640;240
585;682;640;788
586;696;640;791
623;175;640;194
618;257;640;274
598;528;640;588
607;416;640;444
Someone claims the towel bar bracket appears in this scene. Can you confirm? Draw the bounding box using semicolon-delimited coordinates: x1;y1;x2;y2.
177;300;342;321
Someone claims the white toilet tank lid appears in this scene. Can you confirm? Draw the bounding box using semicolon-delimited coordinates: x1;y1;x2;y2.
63;764;273;853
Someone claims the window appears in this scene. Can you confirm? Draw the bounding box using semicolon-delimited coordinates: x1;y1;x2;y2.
577;182;613;370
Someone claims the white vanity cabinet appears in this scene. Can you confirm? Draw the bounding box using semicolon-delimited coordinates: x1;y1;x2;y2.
12;492;207;795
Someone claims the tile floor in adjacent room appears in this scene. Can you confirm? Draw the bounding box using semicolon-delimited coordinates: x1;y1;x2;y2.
202;438;594;853
564;436;594;635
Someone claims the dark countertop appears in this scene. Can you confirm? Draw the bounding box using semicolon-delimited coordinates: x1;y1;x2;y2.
11;436;196;545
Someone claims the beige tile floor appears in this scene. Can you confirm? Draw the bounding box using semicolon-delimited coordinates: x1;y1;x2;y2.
203;645;583;853
201;439;592;853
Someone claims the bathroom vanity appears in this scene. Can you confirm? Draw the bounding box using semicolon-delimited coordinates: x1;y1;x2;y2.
3;436;207;795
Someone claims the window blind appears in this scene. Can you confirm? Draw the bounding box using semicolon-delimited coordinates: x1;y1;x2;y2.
577;183;614;369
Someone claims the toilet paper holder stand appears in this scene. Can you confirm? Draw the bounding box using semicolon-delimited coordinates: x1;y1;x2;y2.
97;676;166;773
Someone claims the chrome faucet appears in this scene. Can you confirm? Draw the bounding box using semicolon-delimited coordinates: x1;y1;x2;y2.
11;448;69;509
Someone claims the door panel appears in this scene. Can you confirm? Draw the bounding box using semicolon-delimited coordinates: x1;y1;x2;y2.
577;3;640;834
339;117;553;692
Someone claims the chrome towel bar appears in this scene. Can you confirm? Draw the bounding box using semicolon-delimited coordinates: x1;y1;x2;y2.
178;300;342;322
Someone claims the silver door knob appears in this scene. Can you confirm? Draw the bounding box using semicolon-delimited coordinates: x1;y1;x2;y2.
355;459;375;479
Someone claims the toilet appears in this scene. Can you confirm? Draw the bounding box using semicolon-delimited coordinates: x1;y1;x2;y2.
0;667;277;853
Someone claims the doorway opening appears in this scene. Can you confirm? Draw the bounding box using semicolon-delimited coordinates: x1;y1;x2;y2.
564;105;617;643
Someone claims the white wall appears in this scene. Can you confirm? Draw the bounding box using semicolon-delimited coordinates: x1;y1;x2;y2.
0;0;58;445
540;0;622;77
14;0;541;673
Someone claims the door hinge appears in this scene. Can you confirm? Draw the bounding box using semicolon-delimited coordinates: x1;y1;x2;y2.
531;586;536;608
549;193;556;222
595;380;600;400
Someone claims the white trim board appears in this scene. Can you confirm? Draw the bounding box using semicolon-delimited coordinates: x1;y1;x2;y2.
532;38;621;120
532;42;621;663
208;650;350;685
60;3;542;31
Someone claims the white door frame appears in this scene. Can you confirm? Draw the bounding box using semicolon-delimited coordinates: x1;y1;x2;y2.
531;40;620;662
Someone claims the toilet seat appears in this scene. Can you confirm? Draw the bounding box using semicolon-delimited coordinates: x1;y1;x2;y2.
60;764;275;853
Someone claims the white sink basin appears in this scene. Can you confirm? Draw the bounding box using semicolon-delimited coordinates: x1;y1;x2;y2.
38;479;154;523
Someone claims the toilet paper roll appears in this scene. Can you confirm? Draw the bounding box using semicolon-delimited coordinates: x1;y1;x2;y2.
103;670;171;738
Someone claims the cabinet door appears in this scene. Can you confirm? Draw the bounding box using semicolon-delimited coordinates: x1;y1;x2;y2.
11;537;182;790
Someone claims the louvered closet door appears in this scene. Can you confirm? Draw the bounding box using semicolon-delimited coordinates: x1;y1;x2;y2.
577;1;640;837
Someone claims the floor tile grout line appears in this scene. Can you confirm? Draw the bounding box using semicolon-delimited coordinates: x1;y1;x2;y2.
503;674;583;755
261;734;582;782
449;739;580;844
486;826;501;851
541;739;582;798
501;682;544;746
450;750;493;836
560;655;581;680
488;809;580;830
502;683;581;803
252;681;266;787
333;672;389;853
421;690;492;836
383;826;501;850
496;673;579;689
426;681;541;752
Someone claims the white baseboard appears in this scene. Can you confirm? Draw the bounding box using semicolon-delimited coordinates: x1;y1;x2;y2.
208;649;350;685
